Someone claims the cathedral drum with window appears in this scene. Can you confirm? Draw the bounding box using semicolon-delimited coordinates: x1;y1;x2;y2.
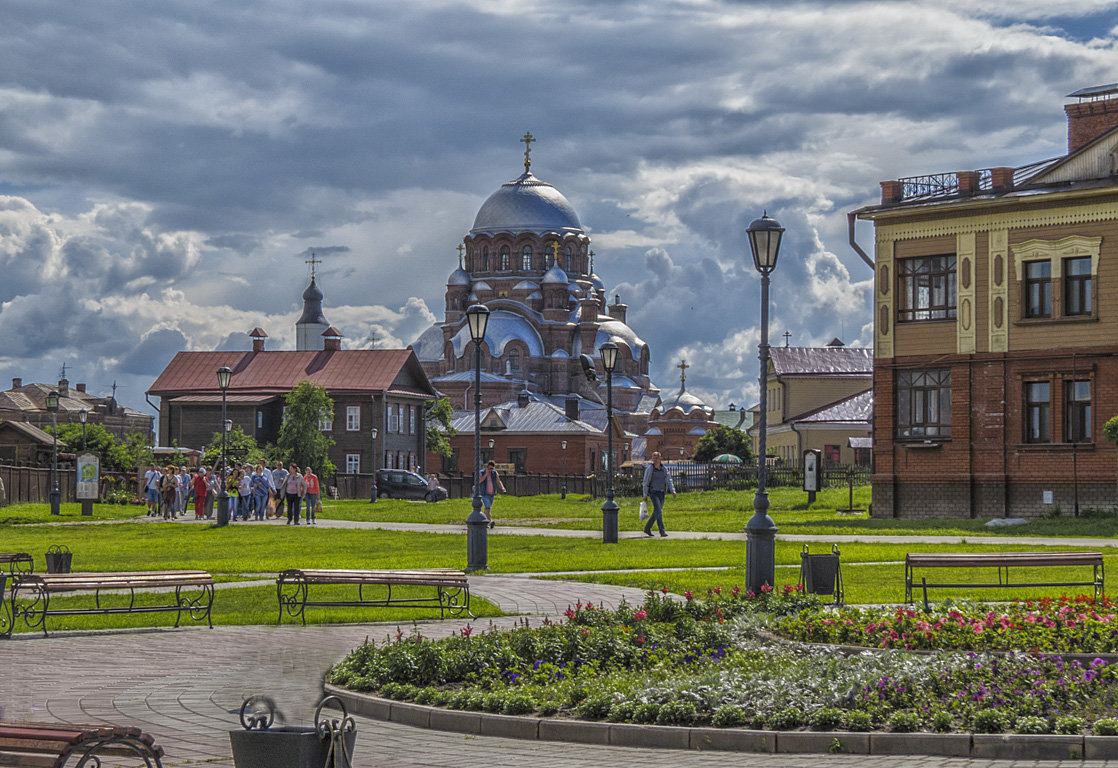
853;86;1118;519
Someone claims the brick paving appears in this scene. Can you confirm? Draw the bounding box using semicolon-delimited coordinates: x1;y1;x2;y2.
1;574;1111;767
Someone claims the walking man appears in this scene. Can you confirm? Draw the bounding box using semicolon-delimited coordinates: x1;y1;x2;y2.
642;451;676;538
477;461;505;528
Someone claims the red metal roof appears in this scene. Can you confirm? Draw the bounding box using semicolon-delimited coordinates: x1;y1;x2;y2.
148;349;433;397
168;394;278;405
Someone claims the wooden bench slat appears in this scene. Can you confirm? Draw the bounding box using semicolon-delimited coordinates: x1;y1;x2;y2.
0;749;60;767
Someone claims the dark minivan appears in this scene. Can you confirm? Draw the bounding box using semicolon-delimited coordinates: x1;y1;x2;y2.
374;469;448;502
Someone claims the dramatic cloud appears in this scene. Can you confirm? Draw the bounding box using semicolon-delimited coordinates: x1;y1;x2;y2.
0;0;1115;429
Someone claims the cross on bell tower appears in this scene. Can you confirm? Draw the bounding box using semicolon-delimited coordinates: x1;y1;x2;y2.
783;331;791;347
456;243;465;268
521;131;535;172
305;252;322;279
677;359;690;386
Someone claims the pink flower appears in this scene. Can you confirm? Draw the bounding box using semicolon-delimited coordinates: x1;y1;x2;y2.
660;587;670;594
684;590;694;601
713;586;722;595
461;625;473;637
633;610;647;621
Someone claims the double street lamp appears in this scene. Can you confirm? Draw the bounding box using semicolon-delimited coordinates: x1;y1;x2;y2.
78;408;89;450
599;341;618;544
216;366;232;527
744;212;785;595
46;389;60;515
465;304;490;572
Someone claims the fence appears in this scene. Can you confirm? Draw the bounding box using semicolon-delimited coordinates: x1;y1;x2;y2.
0;465;76;505
329;463;870;501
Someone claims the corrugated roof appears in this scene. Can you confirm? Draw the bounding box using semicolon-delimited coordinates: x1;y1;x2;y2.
169;394;278;405
793;389;873;424
0;420;60;445
770;346;872;376
148;349;434;396
447;397;602;434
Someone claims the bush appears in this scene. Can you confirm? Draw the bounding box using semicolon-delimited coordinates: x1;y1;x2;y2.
576;695;613;720
538;701;560;717
483;693;505;713
1055;716;1085;735
503;695;534;715
466;692;487;711
811;708;843;731
930;710;953;733
656;700;697;725
766;707;802;731
432;690;453;706
843;711;873;732
972;709;1007;734
712;705;749;728
448;691;471;710
633;702;661;724
1014;716;1049;734
607;702;636;723
1094;718;1118;736
888;711;919;733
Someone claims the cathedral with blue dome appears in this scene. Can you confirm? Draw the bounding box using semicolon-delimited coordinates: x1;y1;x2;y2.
411;135;661;434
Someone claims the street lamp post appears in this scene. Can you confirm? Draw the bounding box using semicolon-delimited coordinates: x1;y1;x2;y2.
46;390;60;515
599;342;619;544
79;408;89;450
745;212;784;595
369;427;379;502
560;440;567;500
465;304;490;572
216;366;232;527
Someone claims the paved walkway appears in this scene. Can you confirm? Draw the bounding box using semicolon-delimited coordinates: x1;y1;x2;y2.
1;575;1110;767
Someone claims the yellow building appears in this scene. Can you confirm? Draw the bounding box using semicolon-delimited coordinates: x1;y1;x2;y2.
748;341;872;467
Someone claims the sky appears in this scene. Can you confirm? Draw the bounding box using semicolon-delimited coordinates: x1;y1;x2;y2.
1;0;1117;431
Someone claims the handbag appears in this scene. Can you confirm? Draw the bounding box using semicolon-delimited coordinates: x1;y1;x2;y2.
639;500;648;520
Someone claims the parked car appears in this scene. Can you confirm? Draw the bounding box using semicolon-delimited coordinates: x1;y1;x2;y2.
374;469;448;501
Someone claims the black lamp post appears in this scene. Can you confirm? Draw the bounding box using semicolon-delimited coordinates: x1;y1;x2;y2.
745;212;784;594
369;427;379;502
465;304;490;572
79;408;89;450
46;389;60;515
560;440;567;500
216;366;232;527
599;341;619;544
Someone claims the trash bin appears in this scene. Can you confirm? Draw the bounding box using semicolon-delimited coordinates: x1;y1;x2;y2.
229;695;356;768
799;544;842;605
44;544;72;574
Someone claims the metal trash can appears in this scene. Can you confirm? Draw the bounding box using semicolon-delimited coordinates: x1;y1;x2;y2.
799;544;842;605
229;695;356;768
44;544;72;574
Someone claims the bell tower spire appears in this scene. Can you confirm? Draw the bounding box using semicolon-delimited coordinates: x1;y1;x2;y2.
296;254;330;351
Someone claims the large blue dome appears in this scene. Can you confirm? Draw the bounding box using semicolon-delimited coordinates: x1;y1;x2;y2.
470;171;583;235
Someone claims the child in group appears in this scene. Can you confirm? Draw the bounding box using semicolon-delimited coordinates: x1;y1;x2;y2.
303;467;320;524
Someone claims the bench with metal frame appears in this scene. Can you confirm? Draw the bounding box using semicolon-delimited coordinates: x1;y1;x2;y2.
277;568;473;625
8;570;215;637
0;721;165;767
0;553;34;638
905;551;1105;608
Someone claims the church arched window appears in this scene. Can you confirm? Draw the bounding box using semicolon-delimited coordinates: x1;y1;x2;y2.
499;246;510;270
521;246;532;271
481;246;489;271
565;246;573;271
508;349;520;371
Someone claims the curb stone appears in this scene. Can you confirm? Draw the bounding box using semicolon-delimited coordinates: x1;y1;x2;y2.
324;684;1114;759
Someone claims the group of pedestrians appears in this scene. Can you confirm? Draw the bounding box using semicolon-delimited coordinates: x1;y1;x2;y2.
140;461;321;525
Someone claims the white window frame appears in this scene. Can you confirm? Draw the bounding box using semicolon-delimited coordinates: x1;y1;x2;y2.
388;403;400;433
346;405;361;431
345;453;360;473
319;414;333;432
410;405;416;435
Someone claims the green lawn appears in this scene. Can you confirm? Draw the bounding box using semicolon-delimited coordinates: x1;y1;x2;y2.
0;501;146;525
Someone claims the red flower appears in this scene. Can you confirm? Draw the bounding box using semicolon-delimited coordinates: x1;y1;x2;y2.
684;590;694;601
564;608;576;619
713;586;722;595
633;610;648;621
461;625;473;637
660;587;670;594
761;584;773;593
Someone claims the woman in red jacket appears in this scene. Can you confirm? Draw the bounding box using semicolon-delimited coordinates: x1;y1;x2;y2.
192;468;208;520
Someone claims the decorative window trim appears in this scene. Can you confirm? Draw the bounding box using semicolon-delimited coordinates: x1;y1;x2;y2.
345;405;360;431
1011;235;1101;282
345;453;361;473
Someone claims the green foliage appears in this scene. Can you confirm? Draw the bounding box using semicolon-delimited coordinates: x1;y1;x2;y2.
971;709;1006;734
1055;715;1085;735
119;429;154;471
711;705;749;728
47;423;152;472
424;397;457;459
931;710;953;733
1104;415;1118;445
1094;718;1118;736
888;711;919;733
692;425;753;463
277;381;336;476
766;707;802;730
811;707;843;731
205;425;264;470
1014;716;1049;734
843;711;873;731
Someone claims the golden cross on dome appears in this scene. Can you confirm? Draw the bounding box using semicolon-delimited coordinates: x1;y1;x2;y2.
549;241;561;265
677;359;690;385
589;250;595;274
521;131;535;171
456;243;465;267
305;252;321;279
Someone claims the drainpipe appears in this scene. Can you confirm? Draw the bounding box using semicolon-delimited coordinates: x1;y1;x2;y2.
790;420;805;469
848;211;875;270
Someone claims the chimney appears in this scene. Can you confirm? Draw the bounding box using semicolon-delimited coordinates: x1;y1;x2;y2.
322;326;343;352
76;383;86;393
565;395;580;422
607;294;627;323
880;180;902;204
58;378;69;397
248;327;268;352
1065;91;1118;154
956;171;978;196
517;390;530;408
990;167;1015;191
11;377;21;389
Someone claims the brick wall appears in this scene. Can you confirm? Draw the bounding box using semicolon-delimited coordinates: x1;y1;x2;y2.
1066;97;1118;153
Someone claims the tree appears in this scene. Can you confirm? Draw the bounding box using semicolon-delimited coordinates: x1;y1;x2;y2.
47;423;147;472
277;381;336;476
205;424;263;470
425;397;457;458
1104;415;1118;500
692;425;754;463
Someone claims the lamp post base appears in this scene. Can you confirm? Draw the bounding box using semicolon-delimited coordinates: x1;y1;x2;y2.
745;490;778;594
216;492;230;527
601;494;619;544
80;500;93;516
49;489;61;516
465;494;489;572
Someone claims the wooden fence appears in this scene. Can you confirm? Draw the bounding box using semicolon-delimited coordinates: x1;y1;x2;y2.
0;465;75;505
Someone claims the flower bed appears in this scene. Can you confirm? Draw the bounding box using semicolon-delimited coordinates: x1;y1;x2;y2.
775;596;1118;653
328;589;1118;734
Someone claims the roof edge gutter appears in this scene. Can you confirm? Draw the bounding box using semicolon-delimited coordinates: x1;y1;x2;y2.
848;211;874;270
